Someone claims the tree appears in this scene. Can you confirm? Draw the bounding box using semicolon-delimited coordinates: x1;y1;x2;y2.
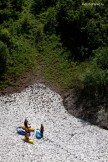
0;41;9;77
11;0;24;12
83;47;108;98
94;47;108;70
0;0;11;23
0;28;11;46
55;0;107;61
31;0;56;15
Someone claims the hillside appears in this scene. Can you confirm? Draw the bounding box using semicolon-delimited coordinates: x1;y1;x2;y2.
0;0;108;128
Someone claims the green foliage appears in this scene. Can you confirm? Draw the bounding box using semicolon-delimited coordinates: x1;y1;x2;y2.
11;0;25;12
0;0;38;86
0;0;107;99
55;0;107;61
0;41;9;76
93;47;108;70
15;13;36;35
44;7;58;34
0;28;11;46
83;47;108;97
31;0;56;15
36;34;88;90
0;2;11;23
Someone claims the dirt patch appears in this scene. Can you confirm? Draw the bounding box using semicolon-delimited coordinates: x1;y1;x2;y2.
0;69;37;95
0;64;65;97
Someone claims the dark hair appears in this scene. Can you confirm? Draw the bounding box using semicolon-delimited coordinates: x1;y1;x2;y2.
40;124;44;135
24;119;28;128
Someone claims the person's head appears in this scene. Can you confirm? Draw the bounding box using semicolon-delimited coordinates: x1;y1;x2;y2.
40;124;44;133
25;119;28;123
24;119;28;127
41;124;44;128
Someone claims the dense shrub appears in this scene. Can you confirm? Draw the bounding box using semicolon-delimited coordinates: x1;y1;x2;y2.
0;41;9;76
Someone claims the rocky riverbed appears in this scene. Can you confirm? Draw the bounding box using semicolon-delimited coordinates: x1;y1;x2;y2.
0;83;108;162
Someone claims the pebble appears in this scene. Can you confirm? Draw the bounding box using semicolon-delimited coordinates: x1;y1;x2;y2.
0;83;108;162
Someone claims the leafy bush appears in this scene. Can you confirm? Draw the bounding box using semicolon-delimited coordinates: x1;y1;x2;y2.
93;47;108;70
31;0;56;15
83;47;108;97
0;28;11;45
0;41;9;76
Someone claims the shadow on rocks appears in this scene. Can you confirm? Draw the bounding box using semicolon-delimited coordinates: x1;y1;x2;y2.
63;90;108;130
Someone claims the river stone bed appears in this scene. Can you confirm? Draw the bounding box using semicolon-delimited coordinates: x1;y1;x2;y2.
0;83;108;162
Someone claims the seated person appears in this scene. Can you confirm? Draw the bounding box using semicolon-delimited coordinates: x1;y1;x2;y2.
36;124;44;139
24;119;31;136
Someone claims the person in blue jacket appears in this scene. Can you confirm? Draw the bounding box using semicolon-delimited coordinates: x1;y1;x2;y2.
36;124;44;139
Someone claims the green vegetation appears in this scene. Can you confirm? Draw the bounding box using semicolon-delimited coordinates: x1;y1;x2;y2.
0;0;38;88
0;0;108;125
0;40;9;76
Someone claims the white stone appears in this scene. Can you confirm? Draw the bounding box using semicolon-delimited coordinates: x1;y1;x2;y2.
0;83;108;162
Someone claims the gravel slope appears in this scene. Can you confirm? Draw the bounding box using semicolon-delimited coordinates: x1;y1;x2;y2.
0;83;108;162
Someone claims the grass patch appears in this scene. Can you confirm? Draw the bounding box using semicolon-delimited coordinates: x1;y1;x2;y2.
38;35;90;91
0;37;38;89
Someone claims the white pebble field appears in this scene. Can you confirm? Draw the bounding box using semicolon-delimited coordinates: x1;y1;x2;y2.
0;83;108;162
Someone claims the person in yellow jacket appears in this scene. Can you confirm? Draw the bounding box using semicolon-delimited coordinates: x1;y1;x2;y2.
24;119;31;142
24;119;29;128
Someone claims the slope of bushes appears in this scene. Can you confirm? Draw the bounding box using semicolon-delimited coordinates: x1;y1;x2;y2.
0;0;108;128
